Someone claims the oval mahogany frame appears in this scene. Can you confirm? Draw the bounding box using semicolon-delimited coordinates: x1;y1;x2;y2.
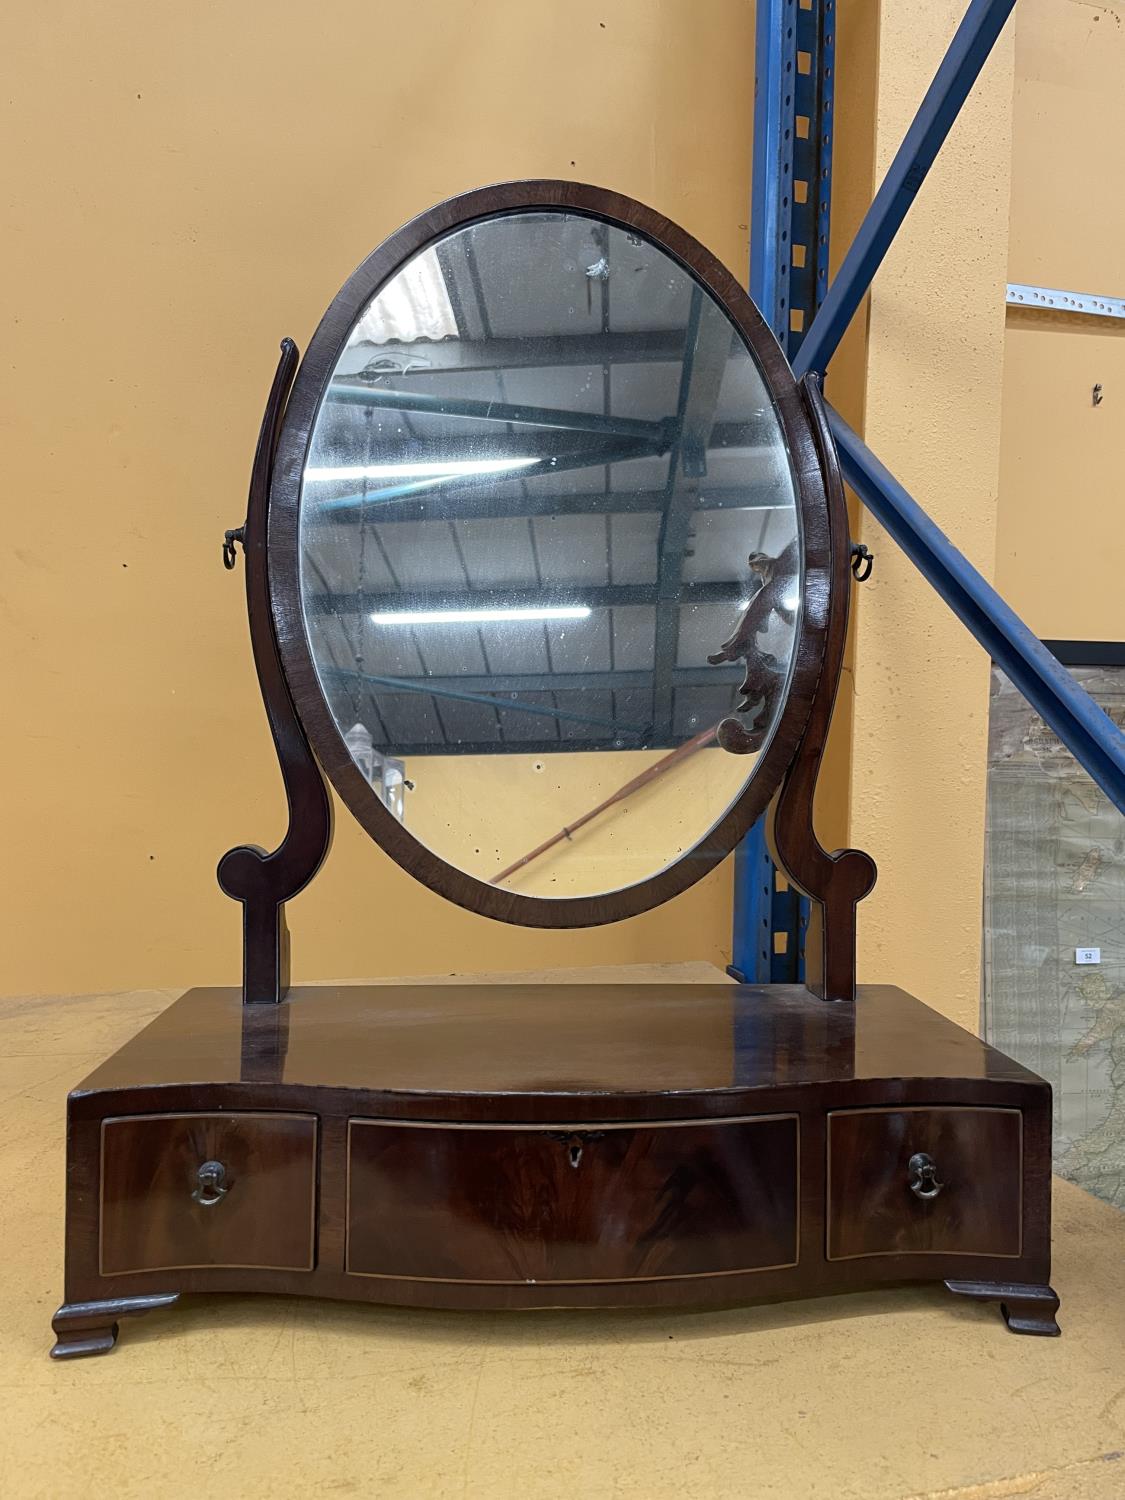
267;180;834;929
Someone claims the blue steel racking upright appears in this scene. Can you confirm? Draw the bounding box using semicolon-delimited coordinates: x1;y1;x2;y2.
730;0;834;981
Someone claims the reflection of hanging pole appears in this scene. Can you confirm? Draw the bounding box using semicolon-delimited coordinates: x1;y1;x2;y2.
490;725;719;886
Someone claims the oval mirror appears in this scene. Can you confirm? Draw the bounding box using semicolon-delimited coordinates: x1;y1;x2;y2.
272;183;825;926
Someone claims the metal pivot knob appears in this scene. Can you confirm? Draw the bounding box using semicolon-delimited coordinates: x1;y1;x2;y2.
222;526;245;570
850;542;874;581
191;1160;229;1207
907;1152;944;1201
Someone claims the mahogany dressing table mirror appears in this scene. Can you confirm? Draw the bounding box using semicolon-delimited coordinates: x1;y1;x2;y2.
52;183;1059;1358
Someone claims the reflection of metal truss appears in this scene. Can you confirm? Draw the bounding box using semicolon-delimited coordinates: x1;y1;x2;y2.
651;288;739;741
353;737;696;759
307;420;773;520
307;487;785;526
321;333;749;747
323;664;645;740
323;665;742;697
325;382;676;444
306;257;772;759
309;216;786;768
320;662;743;750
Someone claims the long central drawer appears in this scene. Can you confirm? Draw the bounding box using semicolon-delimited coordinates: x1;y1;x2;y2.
345;1114;799;1283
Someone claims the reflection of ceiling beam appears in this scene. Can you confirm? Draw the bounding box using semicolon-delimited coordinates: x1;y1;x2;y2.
306;437;668;517
320;665;743;696
304;580;746;617
309;421;762;464
322;665;649;737
307;428;777;520
652;291;735;740
304;487;787;526
349;735;712;758
334;329;693;376
325;384;676;445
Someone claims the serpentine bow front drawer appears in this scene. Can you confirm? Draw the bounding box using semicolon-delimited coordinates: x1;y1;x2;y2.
345;1114;799;1283
826;1106;1023;1261
99;1112;318;1275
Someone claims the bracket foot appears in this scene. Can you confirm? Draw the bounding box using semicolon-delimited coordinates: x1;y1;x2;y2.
50;1293;181;1360
945;1279;1060;1337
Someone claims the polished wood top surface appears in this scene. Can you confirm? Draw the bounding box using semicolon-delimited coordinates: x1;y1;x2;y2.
75;984;1041;1098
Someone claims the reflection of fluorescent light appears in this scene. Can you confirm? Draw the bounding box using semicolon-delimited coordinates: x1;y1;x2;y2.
306;458;537;482
371;605;592;626
735;588;800;612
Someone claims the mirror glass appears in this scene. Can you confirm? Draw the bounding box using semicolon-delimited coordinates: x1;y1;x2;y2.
298;210;801;898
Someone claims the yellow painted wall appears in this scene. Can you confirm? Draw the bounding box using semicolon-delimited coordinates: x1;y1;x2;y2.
0;1;927;999
819;0;879;853
848;2;1015;1030
405;745;753;896
995;0;1125;640
2;0;781;995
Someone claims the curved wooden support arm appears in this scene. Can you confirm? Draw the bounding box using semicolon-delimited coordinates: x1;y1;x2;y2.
765;373;876;1001
218;340;333;1003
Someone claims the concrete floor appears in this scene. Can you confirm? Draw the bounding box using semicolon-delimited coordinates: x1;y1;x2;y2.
1;969;1122;1499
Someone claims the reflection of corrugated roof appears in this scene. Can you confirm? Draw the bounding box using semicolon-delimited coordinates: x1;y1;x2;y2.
299;213;800;756
351;248;459;345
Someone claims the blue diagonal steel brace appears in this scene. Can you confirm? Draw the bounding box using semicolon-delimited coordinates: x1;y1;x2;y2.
828;406;1125;814
738;0;1125;980
795;0;1018;379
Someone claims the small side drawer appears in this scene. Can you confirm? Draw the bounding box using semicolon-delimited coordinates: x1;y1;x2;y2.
100;1112;317;1275
826;1106;1022;1261
346;1114;798;1283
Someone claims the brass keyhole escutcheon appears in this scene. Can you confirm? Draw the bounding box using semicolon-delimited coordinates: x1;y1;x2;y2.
907;1152;944;1201
547;1131;605;1169
191;1159;229;1207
